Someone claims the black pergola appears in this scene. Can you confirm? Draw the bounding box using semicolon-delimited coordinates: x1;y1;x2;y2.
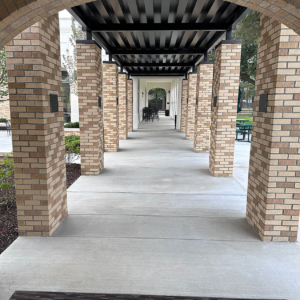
68;0;249;76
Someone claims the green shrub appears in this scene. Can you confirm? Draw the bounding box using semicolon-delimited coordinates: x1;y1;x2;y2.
0;118;7;123
0;153;15;208
64;122;79;129
65;135;80;165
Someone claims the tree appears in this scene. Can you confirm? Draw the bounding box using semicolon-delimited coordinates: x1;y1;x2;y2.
149;88;166;100
233;11;260;85
204;11;260;88
62;17;86;95
0;47;8;99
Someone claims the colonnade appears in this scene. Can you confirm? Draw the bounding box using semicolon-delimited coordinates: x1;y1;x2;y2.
181;15;300;242
5;13;300;242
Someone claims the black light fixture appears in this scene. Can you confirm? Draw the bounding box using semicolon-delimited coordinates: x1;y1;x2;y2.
50;94;59;113
196;97;198;105
259;93;268;113
98;97;102;108
213;96;217;107
117;97;119;105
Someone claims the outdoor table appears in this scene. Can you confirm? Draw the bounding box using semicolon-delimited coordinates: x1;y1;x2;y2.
236;119;248;123
238;123;252;142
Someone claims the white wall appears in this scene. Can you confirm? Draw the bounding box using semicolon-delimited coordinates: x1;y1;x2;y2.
133;78;139;130
59;10;110;124
132;76;184;129
59;10;73;62
176;78;183;130
71;94;79;122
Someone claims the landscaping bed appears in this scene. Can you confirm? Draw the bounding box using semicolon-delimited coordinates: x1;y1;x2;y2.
0;163;81;254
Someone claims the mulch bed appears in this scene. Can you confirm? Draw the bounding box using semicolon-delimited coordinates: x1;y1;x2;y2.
9;291;285;300
66;164;81;189
0;163;81;254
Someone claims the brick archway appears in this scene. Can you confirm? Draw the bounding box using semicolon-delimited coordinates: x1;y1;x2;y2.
0;0;299;49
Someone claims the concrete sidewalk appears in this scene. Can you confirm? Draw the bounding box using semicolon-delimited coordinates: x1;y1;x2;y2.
0;117;299;300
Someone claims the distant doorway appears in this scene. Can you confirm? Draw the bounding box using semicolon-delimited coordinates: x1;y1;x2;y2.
148;88;166;110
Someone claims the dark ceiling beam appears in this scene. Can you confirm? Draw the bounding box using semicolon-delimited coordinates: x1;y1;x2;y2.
130;73;186;77
193;7;250;66
111;48;206;55
91;23;228;32
122;63;194;67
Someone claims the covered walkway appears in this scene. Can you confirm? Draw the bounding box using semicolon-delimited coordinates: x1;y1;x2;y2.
1;117;300;300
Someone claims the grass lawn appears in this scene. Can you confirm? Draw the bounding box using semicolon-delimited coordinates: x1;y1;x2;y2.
237;114;253;123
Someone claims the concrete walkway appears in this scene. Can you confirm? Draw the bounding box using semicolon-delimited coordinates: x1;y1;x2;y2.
1;117;300;300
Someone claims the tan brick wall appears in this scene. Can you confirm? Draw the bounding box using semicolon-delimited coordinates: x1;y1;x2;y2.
185;73;197;140
247;16;300;242
103;62;119;152
64;128;80;137
194;63;213;153
180;79;188;133
127;79;133;133
209;41;242;177
6;14;67;237
77;41;104;175
118;73;128;140
0;98;10;120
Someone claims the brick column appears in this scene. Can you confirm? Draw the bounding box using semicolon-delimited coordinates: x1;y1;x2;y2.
247;16;300;242
76;40;104;175
185;72;197;140
103;62;119;152
127;79;133;132
209;41;242;177
194;63;213;153
180;79;188;133
6;14;67;236
118;73;128;140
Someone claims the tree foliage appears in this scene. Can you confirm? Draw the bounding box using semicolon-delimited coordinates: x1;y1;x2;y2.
148;88;166;100
0;153;15;209
205;11;260;88
0;47;8;99
65;135;80;165
62;17;86;95
233;10;260;85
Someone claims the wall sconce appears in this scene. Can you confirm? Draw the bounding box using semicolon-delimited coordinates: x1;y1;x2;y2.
168;91;170;93
213;96;217;107
50;94;59;113
259;93;268;113
142;92;144;97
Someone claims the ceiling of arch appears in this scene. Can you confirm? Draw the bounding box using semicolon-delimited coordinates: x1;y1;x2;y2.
69;0;248;76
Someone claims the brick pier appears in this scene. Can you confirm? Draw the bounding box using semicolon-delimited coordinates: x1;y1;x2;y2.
77;40;104;175
194;63;213;153
209;41;242;177
118;73;128;140
103;62;119;152
246;16;300;242
180;79;188;133
185;73;197;140
6;15;67;236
